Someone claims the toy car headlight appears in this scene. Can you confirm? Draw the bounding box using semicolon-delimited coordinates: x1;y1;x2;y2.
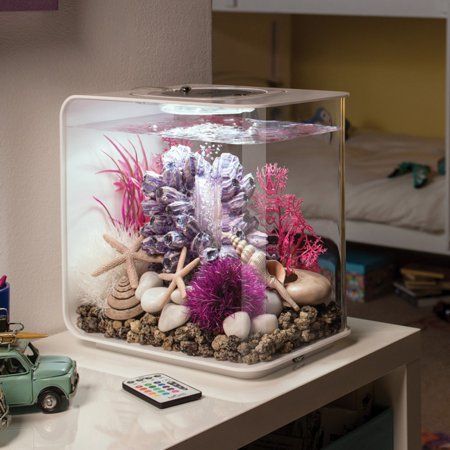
71;363;77;385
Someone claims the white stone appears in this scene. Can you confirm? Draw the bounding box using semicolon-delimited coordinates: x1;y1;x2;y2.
251;314;278;335
264;290;283;316
140;287;169;314
158;304;190;332
223;312;251;340
135;271;163;300
170;288;185;305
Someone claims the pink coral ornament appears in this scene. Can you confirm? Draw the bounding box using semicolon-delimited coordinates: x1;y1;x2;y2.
253;163;325;273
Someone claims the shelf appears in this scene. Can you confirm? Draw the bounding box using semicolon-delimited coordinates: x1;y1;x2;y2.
212;0;449;19
5;319;419;449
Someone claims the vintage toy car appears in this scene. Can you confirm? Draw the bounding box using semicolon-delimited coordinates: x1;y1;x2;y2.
0;339;79;413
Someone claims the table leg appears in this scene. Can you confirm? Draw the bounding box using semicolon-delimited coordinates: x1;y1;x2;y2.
374;359;421;450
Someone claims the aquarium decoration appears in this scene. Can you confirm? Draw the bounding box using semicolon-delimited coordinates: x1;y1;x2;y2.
104;276;143;321
71;226;147;308
186;257;266;333
140;144;259;271
75;135;341;365
94;136;162;233
157;247;200;307
253;163;326;274
91;234;163;289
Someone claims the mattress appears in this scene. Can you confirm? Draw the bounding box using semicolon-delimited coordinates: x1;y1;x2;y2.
269;130;446;234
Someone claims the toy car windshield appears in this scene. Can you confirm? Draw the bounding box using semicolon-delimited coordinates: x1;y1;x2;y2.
21;342;39;365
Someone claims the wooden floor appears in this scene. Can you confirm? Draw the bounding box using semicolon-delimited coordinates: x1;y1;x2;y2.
348;294;450;433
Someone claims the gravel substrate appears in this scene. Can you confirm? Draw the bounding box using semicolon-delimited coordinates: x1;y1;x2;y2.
76;302;342;364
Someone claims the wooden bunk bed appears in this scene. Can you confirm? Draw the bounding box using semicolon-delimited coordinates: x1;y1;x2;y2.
212;0;450;255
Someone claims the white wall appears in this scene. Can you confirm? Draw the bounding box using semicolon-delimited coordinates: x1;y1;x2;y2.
0;0;211;333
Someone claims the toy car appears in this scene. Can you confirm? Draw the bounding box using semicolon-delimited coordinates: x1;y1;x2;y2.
0;387;10;429
0;339;79;413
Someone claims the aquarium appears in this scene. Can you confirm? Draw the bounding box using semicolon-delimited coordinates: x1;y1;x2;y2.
60;85;349;378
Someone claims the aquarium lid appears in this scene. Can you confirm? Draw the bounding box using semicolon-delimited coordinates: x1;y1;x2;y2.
104;84;348;108
157;86;268;98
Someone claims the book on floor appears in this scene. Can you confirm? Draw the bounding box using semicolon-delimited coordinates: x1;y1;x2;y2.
393;281;450;308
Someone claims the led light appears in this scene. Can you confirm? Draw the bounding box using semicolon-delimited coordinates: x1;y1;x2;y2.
160;103;255;116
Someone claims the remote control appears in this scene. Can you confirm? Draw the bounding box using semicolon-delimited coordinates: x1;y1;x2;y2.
122;373;202;409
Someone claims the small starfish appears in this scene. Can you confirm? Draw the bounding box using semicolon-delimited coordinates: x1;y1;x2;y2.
158;247;200;306
91;234;163;289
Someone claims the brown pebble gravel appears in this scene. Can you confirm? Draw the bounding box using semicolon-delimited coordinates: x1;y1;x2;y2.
76;303;342;365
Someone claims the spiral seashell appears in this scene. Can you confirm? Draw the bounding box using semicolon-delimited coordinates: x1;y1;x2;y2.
236;240;247;256
105;276;143;320
241;244;256;263
227;233;299;311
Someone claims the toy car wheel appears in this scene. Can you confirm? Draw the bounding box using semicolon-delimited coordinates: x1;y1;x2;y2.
38;390;62;414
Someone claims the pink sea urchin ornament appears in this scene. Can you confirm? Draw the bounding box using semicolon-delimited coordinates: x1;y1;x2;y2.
186;257;266;333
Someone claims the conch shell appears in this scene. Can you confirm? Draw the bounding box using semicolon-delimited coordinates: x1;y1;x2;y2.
267;260;286;284
228;233;299;311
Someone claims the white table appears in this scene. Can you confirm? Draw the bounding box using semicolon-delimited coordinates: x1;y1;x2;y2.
1;318;420;450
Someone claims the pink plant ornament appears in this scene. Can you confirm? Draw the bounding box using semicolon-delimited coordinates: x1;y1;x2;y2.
94;136;162;233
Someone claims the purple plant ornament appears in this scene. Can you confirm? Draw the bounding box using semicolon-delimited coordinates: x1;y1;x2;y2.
186;257;266;333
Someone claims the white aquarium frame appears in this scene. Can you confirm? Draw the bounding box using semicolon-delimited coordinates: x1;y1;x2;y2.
60;86;350;379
